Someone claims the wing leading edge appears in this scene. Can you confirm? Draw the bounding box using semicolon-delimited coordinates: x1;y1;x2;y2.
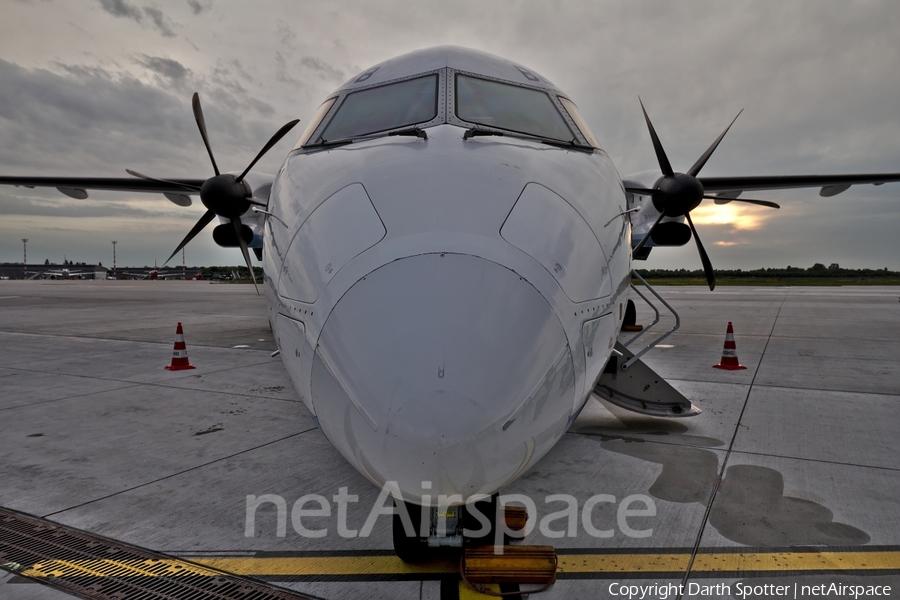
0;176;206;196
698;172;900;195
7;173;900;197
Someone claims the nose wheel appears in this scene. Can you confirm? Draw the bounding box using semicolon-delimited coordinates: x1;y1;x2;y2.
392;495;500;562
392;496;557;594
391;500;429;562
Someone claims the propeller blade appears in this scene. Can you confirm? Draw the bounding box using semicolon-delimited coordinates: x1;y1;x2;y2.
164;209;216;266
687;109;743;177
703;195;780;209
639;98;674;177
192;92;220;176
631;210;667;256
236;119;301;183
685;212;715;290
125;169;201;192
233;216;259;295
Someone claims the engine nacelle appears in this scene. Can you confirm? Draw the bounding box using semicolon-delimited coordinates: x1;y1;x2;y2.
623;170;693;258
209;171;272;250
647;221;691;246
212;223;253;247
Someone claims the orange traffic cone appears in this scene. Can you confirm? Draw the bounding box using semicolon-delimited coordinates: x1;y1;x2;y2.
713;322;746;370
165;322;196;371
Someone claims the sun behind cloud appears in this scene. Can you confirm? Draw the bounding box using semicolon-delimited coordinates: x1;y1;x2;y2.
690;202;772;231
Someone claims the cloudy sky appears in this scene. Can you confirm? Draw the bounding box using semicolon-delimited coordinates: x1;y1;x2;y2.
1;0;899;270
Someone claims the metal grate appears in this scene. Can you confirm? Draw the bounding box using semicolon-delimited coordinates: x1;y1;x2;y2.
0;506;317;600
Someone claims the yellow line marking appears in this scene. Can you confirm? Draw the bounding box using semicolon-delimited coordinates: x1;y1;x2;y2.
557;552;900;573
16;551;900;579
691;551;900;573
557;553;690;573
195;556;457;576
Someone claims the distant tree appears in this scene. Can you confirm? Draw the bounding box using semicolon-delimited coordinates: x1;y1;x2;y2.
44;259;49;265
810;263;826;271
828;263;840;270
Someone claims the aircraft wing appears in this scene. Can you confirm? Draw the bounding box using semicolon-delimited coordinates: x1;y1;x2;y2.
698;172;900;195
0;176;205;202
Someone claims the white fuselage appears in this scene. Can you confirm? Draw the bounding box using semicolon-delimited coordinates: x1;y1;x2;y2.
261;47;631;505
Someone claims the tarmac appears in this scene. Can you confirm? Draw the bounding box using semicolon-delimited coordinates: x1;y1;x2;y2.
1;280;899;600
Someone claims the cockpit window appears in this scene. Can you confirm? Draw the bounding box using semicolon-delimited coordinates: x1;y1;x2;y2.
558;97;600;148
455;74;574;142
317;74;438;142
294;97;337;149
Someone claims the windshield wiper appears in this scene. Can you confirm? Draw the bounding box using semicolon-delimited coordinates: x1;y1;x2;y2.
462;127;594;151
463;127;503;141
302;137;354;149
304;126;427;149
388;127;428;139
541;138;595;151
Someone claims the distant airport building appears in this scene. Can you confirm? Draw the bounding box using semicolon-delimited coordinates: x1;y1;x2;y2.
0;263;108;280
1;264;248;281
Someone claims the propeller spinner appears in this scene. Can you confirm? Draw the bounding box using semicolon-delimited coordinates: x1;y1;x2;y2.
129;92;299;294
626;100;779;290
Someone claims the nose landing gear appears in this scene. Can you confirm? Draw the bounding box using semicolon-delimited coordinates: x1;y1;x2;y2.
392;496;558;595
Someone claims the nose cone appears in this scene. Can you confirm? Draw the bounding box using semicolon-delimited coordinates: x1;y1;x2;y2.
311;253;575;504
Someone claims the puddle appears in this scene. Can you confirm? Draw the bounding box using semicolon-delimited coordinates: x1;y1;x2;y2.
710;465;870;546
581;415;870;546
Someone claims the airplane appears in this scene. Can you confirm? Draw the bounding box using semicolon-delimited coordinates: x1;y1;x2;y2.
121;264;184;280
144;269;181;280
3;46;900;566
27;267;85;280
